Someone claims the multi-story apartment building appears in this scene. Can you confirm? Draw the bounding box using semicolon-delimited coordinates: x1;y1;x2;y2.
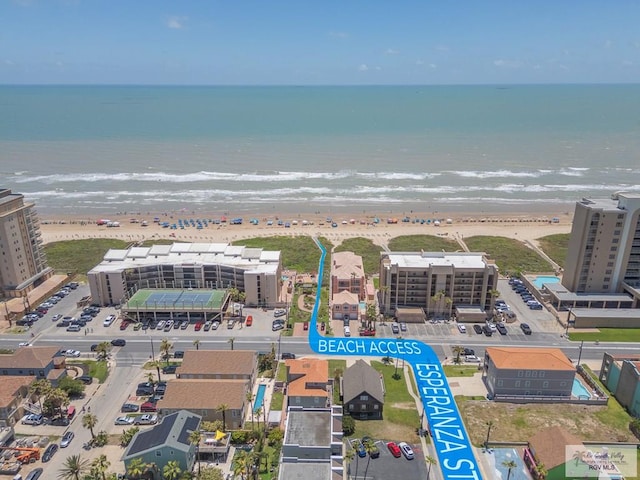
87;242;281;307
563;193;640;299
378;251;498;317
0;189;50;298
330;251;365;301
600;352;640;417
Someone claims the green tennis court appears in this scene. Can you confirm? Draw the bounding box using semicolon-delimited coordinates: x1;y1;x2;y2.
125;288;226;311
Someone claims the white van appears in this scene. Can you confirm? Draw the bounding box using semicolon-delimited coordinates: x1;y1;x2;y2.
103;315;116;327
344;326;351;337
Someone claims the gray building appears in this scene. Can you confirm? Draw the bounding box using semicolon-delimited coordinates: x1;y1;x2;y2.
0;189;51;298
279;406;344;480
562;193;640;306
379;251;498;318
342;360;384;420
483;347;575;398
122;410;201;479
600;353;640;417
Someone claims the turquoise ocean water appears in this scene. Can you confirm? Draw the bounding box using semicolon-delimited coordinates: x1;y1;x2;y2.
1;84;639;214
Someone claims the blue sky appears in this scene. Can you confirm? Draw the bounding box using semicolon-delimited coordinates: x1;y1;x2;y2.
1;0;639;85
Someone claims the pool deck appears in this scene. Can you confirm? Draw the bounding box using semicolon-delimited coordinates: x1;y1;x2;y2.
245;377;276;425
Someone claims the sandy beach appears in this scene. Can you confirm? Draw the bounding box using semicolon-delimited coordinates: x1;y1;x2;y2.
37;210;573;247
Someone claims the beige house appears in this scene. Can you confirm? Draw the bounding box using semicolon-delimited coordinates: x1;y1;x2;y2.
330;251;365;301
176;350;257;385
157;380;247;429
0;376;36;427
285;359;329;409
483;347;575;398
330;290;359;321
0;189;51;298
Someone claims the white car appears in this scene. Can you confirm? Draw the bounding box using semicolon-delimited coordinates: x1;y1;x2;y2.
398;442;415;460
457;323;467;333
114;416;135;425
62;349;81;357
273;308;287;317
465;355;481;363
18;342;32;347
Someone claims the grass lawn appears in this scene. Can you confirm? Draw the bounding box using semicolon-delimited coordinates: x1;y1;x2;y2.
443;365;481;377
569;329;640;342
275;362;287;382
328;359;347;378
270;392;284;411
334;237;383;275
387;235;460;252
463;235;553;274
351;361;420;443
537;233;570;268
67;360;109;383
44;238;129;274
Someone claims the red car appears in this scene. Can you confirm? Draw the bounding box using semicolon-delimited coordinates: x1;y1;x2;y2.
119;321;130;331
387;442;401;458
140;402;157;412
246;316;253;327
194;322;203;331
360;329;376;337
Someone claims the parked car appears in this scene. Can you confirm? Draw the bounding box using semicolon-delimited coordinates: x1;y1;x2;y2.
140;402;157;412
529;303;543;310
111;338;126;346
360;329;376;336
134;414;158;425
164;320;174;331
21;413;44;425
521;323;532;335
180;320;189;330
26;468;44;480
66;324;81;332
465;355;481;363
281;352;296;359
273;308;287;317
173;351;184;358
399;322;407;332
463;347;475;356
114;416;135;425
77;375;93;385
272;320;285;331
473;324;483;334
496;323;508;335
194;322;204;331
353;440;367;458
362;436;380;458
162;365;177;374
398;442;414;460
482;325;493;336
52;314;63;321
391;323;400;334
211;321;220;330
457;323;467;333
121;403;139;413
41;443;58;462
60;431;75;448
61;349;81;357
245;316;253;326
203;321;212;331
386;441;402;458
156;320;166;330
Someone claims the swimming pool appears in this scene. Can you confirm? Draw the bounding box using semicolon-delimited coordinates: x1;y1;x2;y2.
532;275;560;289
253;384;266;413
359;301;366;310
572;378;591;399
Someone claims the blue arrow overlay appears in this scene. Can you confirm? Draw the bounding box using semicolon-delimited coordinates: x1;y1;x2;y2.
307;239;482;480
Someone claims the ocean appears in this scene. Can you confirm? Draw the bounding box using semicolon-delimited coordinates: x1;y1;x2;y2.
1;84;639;215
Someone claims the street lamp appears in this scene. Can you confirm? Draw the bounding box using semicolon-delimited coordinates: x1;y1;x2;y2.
484;421;494;449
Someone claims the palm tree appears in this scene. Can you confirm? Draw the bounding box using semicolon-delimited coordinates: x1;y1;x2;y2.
425;455;437;480
29;378;51;411
502;459;517;480
217;403;229;431
366;303;376;330
233;450;251;480
188;429;202;475
160;338;173;363
163;460;182;480
452;345;465;364
91;454;110;480
343;448;355;480
149;359;163;383
146;371;157;386
534;462;548;479
254;406;262;431
193;339;201;350
126;457;147;479
95;341;112;360
246;391;255;429
362;439;376;480
228;337;235;350
58;454;89;480
82;413;98;440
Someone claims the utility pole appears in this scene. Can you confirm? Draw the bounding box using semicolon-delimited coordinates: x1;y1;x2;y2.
150;337;156;360
577;340;584;366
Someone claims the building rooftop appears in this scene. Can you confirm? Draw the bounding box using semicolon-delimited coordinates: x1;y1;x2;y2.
89;242;280;274
286;359;328;398
486;347;575;371
342;360;384;404
0;346;60;370
177;350;256;377
285;409;332;447
157;379;248;410
332;251;364;278
528;426;583;470
385;252;489;269
545;283;633;303
0;376;34;408
332;290;359;304
124;410;201;458
278;462;333;480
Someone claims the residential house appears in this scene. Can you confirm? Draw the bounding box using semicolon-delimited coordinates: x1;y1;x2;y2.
157;380;247;429
483;347;575;398
285;359;329;409
342;360;384;419
600;352;640;417
279;406;344;480
330;251;365;301
330;290;360;321
0;376;35;427
122;410;201;479
176;350;257;384
0;347;66;384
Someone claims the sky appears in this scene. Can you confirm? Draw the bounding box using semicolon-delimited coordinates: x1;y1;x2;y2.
1;0;639;85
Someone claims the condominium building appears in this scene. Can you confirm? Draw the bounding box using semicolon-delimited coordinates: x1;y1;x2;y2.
330;251;365;301
563;193;640;297
0;189;50;298
87;242;281;307
378;251;498;316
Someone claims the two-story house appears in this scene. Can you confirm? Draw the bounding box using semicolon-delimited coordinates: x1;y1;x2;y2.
342;360;384;419
0;347;65;382
176;350;257;384
285;359;329;409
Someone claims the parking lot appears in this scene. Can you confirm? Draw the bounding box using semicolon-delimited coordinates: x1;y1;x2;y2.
346;439;428;480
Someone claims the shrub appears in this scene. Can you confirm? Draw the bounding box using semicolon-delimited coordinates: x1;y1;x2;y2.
231;430;249;444
342;415;355;436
